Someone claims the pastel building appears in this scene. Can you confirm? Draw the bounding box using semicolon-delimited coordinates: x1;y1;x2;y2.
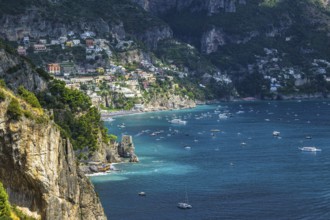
48;63;61;75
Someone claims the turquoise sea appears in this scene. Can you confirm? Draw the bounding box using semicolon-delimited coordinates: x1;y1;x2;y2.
91;100;330;220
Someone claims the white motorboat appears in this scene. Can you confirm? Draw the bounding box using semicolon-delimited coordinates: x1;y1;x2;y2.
138;192;146;196
184;146;191;150
170;119;187;125
299;147;321;152
272;131;280;136
103;117;115;122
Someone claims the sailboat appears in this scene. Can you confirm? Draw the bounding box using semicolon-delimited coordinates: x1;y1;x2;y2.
177;188;192;209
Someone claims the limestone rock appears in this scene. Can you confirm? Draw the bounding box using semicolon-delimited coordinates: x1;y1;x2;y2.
0;106;107;219
0;49;47;92
201;28;226;54
129;154;139;163
144;93;196;111
118;135;140;163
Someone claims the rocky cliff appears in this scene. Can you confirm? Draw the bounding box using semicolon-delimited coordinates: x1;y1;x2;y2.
0;92;106;219
144;93;196;111
0;48;47;92
0;1;171;49
0;12;126;42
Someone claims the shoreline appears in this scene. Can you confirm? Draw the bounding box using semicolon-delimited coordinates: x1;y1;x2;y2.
101;105;196;118
100;97;328;119
82;162;123;177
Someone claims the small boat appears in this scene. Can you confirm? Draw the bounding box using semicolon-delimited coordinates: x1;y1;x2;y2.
103;117;115;122
305;135;312;139
273;131;280;136
299;147;321;152
218;113;228;119
138;192;146;196
177;202;192;209
97;164;111;172
118;123;125;128
170;119;187;125
177;188;192;209
184;146;191;150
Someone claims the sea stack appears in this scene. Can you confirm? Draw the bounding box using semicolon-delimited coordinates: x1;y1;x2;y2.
118;135;139;163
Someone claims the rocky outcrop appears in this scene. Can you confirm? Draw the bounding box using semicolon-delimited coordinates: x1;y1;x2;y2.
201;28;226;54
88;131;121;163
131;0;246;15
144;93;196;111
0;11;126;41
136;25;173;49
201;27;261;54
0;3;170;49
117;49;151;64
118;135;139;163
0;49;47;92
0;97;107;220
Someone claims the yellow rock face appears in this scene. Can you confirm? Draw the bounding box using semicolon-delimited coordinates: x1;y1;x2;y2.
8;122;20;133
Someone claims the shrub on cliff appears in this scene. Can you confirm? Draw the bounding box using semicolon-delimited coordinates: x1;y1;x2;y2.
7;99;22;120
38;80;111;152
0;80;6;88
0;91;5;102
0;182;11;219
18;86;41;108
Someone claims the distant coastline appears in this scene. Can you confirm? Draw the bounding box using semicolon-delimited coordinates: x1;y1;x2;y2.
100;94;328;119
101;105;196;118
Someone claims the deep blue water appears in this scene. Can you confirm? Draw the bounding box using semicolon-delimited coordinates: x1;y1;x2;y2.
91;100;330;220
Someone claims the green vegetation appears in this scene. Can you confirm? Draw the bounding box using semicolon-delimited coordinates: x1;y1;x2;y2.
35;68;53;81
6;99;22;120
236;72;271;98
37;80;113;152
0;91;5;102
18;86;41;108
106;92;139;110
0;181;36;220
42;80;91;112
0;182;11;219
156;40;216;74
0;80;6;88
11;206;36;220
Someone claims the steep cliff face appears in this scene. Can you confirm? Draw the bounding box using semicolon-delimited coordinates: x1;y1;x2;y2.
0;1;171;48
201;27;261;54
201;28;226;54
136;25;173;49
0;12;126;42
0;48;47;92
0;96;106;219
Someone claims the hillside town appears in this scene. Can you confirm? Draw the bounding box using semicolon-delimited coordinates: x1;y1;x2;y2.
15;31;192;111
15;29;330;106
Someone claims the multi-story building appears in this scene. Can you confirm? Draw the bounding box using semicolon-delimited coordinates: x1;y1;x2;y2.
48;63;61;75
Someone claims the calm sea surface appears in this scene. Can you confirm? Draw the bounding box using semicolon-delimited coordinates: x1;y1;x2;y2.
91;100;330;220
